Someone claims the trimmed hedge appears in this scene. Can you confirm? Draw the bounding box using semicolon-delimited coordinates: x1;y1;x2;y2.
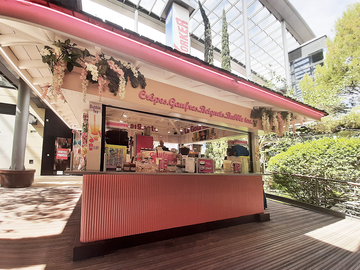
268;137;360;181
267;137;360;205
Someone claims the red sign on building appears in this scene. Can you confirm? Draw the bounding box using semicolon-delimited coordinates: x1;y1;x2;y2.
56;148;68;160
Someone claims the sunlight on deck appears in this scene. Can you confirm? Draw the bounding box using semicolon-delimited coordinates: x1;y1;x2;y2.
305;219;360;252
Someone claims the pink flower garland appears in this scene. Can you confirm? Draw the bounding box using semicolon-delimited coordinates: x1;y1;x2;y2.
97;76;107;101
51;60;66;101
107;60;124;77
107;60;126;99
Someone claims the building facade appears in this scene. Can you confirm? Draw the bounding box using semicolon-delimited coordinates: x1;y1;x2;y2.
289;35;327;100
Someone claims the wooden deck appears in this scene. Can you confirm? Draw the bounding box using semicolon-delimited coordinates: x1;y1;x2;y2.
1;184;360;269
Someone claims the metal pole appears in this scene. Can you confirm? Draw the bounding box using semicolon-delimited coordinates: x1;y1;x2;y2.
134;9;139;33
10;77;31;170
315;179;319;206
103;152;107;172
242;0;251;80
70;151;74;171
281;20;291;88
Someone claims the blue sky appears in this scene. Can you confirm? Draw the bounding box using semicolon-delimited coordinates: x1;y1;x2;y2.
289;0;359;38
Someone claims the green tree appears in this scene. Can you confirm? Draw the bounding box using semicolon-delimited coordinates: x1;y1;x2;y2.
303;105;360;134
299;73;341;112
205;141;227;169
258;64;294;95
298;3;360;112
325;3;360;96
221;9;231;72
199;1;213;65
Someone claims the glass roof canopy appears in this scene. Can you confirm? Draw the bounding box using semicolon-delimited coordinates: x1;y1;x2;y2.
82;0;306;85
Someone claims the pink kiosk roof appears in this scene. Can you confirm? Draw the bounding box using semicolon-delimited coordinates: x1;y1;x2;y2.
0;0;326;121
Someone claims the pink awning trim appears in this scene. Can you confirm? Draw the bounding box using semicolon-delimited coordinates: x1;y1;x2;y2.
0;0;326;120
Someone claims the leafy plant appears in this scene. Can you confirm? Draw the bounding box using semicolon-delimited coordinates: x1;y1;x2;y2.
205;141;228;169
298;3;360;112
41;39;90;73
304;106;360;134
267;137;360;205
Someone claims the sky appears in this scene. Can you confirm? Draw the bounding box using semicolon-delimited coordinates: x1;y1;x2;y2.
288;0;359;39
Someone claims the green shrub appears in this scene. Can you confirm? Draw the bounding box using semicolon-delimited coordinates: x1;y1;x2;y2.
267;137;360;205
268;137;360;180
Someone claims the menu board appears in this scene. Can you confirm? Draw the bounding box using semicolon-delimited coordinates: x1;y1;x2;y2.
197;158;214;173
141;151;177;165
192;128;217;142
87;102;102;171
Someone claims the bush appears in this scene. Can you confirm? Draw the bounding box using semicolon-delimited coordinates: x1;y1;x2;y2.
268;137;360;180
267;137;360;205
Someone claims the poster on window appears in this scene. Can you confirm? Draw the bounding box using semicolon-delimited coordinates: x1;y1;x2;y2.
197;158;214;173
86;102;102;171
158;159;168;172
56;148;68;160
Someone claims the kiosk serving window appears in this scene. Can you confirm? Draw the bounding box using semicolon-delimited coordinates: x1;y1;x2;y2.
103;105;253;174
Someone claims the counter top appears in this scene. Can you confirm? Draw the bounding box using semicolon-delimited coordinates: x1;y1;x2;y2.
65;170;262;176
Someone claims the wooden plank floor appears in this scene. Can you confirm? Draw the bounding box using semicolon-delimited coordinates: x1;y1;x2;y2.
1;185;360;269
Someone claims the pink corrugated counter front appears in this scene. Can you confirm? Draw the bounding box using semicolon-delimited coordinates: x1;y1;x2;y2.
80;173;264;243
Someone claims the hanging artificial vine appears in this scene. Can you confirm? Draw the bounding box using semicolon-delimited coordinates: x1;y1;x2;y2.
40;39;147;101
251;107;294;136
272;111;279;135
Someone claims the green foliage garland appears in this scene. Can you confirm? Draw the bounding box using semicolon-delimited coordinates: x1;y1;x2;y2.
221;9;231;72
198;1;214;65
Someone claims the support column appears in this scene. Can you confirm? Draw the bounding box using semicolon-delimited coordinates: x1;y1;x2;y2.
10;78;30;170
251;131;261;173
134;9;138;33
242;0;251;80
281;20;291;88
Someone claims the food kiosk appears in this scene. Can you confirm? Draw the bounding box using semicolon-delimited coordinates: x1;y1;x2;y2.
0;0;327;260
76;98;267;260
